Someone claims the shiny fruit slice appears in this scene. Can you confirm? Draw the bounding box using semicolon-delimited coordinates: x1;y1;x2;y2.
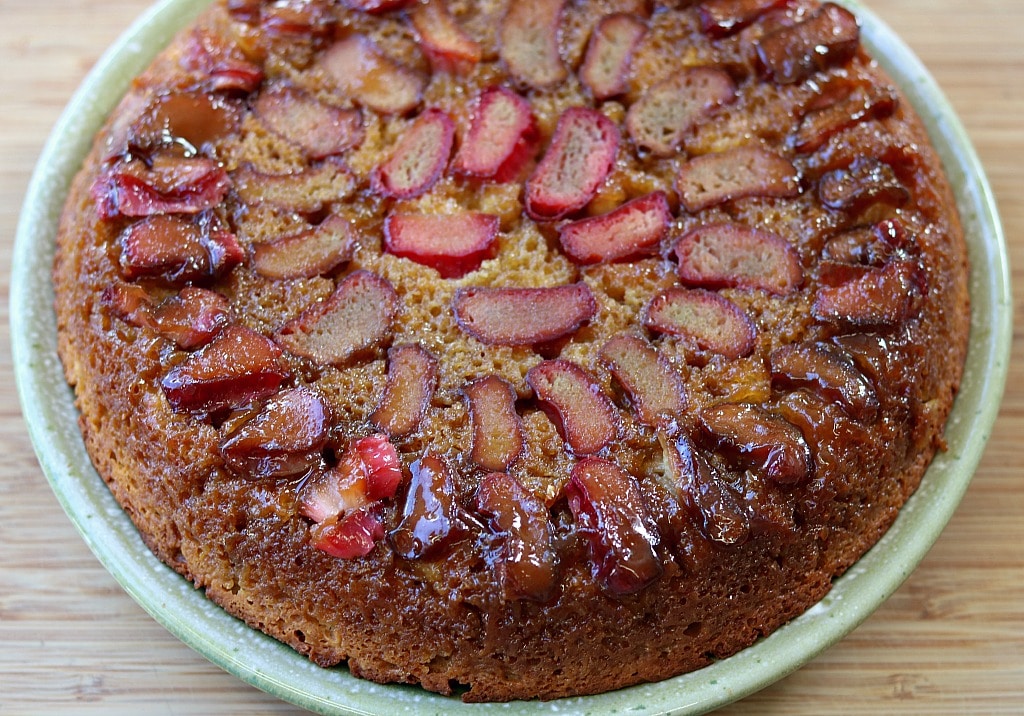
117;214;243;287
151;287;232;350
383;212;499;278
676;145;801;212
299;434;403;523
220;386;331;480
452;87;538;182
370;344;439;438
499;0;567;89
598;334;687;428
812;258;924;329
277;270;399;366
792;85;898;154
755;2;860;84
390;454;468;560
318;34;424;115
643;287;757;359
817;157;910;214
558;191;670;265
93;154;231;219
252;214;356;281
475;472;558;603
674;222;803;295
699;403;813;485
462;375;525;472
161;325;290;414
254;85;364;159
579;13;647;100
566;457;662;596
372;109;455;199
309;507;386;559
452;283;597;346
697;0;789;38
525;107;619;221
770;341;879;423
526;360;618;456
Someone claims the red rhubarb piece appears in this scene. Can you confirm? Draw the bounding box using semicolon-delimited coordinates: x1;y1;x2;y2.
475;472;558;602
277;270;399;366
180;28;264;94
252;214;356;280
410;0;482;75
220;385;331;480
93;154;231;219
341;0;412;13
525;107;620;221
390;454;468;560
755;2;860;84
127;91;241;155
626;67;736;157
676;145;801;212
812;258;925;328
462;375;525;472
526;360;618;456
792;85;898;154
370;344;439;437
699;403;813;485
817;157;910;214
452;87;538;182
558;191;670;265
566;457;662;596
663;433;749;545
821;218;907;267
234;158;355;213
452;283;597;346
299;434;403;523
254;85;364;159
698;0;789;38
643;287;757;358
309;508;386;559
259;0;334;38
499;0;567;89
161;325;290;414
317;34;424;115
353;434;404;501
770;341;879;422
383;212;499;278
101;284;155;330
579;13;647;100
598;334;687;428
117;214;243;287
151;287;232;349
674;222;803;295
372;109;455;199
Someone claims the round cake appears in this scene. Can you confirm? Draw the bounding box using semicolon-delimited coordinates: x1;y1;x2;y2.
54;0;970;702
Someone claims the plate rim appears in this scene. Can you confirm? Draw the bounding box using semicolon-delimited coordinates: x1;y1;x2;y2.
11;1;1012;714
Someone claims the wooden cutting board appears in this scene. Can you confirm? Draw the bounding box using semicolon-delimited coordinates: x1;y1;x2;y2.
1;1;1021;713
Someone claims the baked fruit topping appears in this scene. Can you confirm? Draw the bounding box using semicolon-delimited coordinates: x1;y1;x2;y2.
55;0;970;703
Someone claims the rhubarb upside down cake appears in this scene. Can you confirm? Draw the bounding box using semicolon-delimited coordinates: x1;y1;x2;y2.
54;0;970;702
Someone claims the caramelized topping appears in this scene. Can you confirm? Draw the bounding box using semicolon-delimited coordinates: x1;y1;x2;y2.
699;403;813;485
390;455;468;560
755;2;860;84
117;214;242;287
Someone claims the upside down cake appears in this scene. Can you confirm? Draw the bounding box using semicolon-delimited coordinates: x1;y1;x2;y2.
53;0;970;702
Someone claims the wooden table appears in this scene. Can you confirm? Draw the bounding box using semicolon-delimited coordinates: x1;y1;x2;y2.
2;1;1021;713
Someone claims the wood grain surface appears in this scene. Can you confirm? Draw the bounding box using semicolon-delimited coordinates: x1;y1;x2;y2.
1;1;1021;713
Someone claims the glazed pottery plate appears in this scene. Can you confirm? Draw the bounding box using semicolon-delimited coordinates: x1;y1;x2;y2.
11;1;1010;713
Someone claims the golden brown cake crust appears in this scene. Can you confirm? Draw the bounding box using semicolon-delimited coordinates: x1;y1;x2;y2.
54;0;969;702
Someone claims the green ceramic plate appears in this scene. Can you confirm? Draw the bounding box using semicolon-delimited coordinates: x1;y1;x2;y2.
12;1;1010;713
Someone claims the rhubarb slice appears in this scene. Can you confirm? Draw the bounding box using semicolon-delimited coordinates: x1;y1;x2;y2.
558;191;670;265
770;341;879;423
452;283;597;346
812;258;925;329
821;218;906;267
643;287;757;358
277;270;399;366
299;434;403;523
93;154;231;220
258;0;333;38
383;212;499;278
475;472;558;603
755;2;860;84
390;454;468;560
499;0;567;89
372;109;455;199
598;334;687;428
525;107;620;221
566;458;662;595
252;214;356;280
699;403;813;485
117;214;243;287
310;508;386;559
579;13;647;100
254;85;364;159
101;284;156;330
452;87;538;182
317;34;424;115
462;375;525;472
370;344;439;437
626;67;736;157
233;158;355;213
151;287;232;349
410;0;482;75
526;360;618;456
341;0;413;13
676;145;801;212
674;222;803;295
792;85;898;154
697;0;789;38
663;432;750;545
161;325;290;414
817;157;910;214
180;28;264;94
127;91;241;155
220;386;331;479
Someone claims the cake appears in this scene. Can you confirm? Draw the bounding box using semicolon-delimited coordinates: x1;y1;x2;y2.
53;0;970;702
